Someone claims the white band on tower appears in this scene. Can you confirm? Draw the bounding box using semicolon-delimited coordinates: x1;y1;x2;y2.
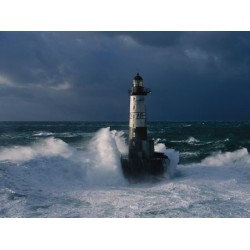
129;95;146;128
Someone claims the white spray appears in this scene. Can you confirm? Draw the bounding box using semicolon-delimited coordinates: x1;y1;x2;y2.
0;128;128;187
0;128;179;188
0;137;73;162
201;148;250;167
154;142;180;178
81;127;126;186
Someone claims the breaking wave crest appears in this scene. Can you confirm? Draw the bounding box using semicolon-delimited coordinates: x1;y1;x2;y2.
0;127;181;191
201;148;250;167
154;142;179;177
170;136;200;145
33;131;54;137
82;128;126;185
0;137;73;162
0;128;127;188
186;136;200;144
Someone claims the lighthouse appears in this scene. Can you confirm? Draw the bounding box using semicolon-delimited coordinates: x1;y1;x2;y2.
121;73;169;179
129;73;151;158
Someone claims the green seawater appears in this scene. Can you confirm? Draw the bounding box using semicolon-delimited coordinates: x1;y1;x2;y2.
1;121;250;217
1;121;250;164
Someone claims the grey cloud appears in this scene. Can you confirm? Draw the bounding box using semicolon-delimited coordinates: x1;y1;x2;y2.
0;32;250;121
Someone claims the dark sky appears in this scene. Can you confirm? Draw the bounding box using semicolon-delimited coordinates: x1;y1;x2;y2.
0;31;250;121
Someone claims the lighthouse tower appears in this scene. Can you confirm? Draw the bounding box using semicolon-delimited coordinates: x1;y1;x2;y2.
121;73;169;179
128;73;153;159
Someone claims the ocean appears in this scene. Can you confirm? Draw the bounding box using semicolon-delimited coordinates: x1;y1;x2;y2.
1;121;250;218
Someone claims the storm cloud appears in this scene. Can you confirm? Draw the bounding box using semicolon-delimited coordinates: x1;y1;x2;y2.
0;31;250;121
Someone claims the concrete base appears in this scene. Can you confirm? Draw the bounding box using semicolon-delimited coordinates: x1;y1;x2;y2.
121;154;169;179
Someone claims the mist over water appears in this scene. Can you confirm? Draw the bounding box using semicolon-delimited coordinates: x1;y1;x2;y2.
0;121;250;217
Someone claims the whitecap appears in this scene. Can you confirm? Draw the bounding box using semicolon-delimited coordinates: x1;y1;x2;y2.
33;131;54;137
186;136;200;144
201;148;250;167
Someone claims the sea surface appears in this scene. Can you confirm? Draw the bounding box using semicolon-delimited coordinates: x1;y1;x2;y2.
1;121;250;217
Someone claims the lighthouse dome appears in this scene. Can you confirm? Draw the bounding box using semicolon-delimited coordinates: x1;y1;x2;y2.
134;73;143;81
